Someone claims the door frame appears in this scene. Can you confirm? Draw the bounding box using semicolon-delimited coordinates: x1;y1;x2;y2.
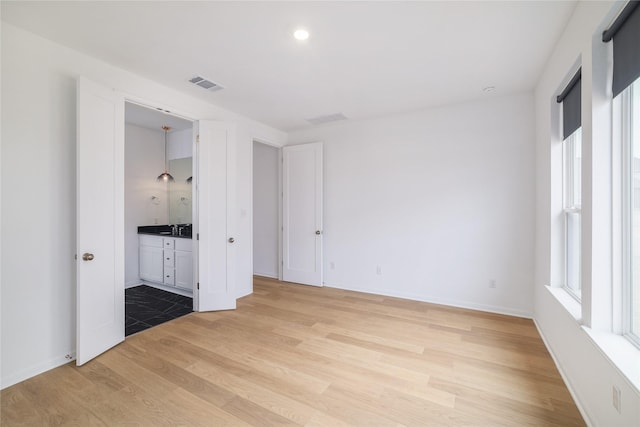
123;98;200;312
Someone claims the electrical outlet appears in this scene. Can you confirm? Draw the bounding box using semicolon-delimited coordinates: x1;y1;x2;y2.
489;279;497;288
612;386;621;413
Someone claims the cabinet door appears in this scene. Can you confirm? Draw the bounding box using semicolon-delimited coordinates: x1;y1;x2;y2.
174;250;193;290
139;246;164;283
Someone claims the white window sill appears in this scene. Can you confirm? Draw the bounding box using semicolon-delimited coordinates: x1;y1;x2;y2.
547;285;582;321
546;286;640;393
582;327;640;393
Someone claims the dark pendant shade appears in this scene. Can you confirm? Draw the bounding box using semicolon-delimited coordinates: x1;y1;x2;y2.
157;171;175;182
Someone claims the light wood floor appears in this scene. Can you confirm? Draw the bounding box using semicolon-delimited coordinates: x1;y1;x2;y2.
1;277;585;426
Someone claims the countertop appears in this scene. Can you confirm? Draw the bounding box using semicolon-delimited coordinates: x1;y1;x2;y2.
138;224;192;239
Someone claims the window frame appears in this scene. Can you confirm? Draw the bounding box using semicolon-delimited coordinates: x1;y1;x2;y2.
619;79;640;348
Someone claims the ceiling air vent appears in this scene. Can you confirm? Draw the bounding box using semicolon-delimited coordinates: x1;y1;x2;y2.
306;113;348;125
189;76;224;92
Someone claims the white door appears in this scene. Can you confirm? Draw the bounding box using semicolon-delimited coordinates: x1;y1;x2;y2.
76;77;125;365
194;121;237;311
282;143;323;286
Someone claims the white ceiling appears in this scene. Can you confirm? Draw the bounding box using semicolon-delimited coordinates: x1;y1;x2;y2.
1;1;577;132
125;102;193;132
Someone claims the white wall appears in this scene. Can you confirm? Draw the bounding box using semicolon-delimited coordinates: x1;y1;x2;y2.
534;1;640;426
288;93;535;317
124;123;168;287
0;23;286;389
168;128;192;160
253;142;279;278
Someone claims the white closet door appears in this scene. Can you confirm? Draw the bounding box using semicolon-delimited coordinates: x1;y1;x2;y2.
76;77;125;365
195;120;237;311
282;143;323;286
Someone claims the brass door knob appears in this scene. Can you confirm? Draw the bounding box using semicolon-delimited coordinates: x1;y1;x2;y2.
82;253;94;261
228;237;235;243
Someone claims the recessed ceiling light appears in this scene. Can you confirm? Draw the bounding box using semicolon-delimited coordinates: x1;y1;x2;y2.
294;29;309;41
483;86;496;93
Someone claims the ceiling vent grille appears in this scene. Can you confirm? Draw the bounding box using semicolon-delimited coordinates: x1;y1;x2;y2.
189;76;224;92
306;113;348;125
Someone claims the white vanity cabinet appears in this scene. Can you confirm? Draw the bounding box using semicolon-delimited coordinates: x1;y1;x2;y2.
139;234;193;292
174;238;194;290
139;235;164;283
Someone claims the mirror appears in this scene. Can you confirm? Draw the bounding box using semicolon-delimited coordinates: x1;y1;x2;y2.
168;157;192;224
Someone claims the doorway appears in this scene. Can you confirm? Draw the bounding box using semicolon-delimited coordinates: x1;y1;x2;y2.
76;77;238;365
124;102;195;335
253;141;280;279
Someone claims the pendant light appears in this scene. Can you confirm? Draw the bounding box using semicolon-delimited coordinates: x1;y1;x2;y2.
156;125;174;182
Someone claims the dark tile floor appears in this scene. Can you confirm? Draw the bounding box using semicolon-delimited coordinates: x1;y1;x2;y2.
125;285;193;336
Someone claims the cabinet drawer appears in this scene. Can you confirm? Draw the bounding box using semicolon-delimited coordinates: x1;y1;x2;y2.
163;238;175;250
164;250;174;267
139;234;163;248
163;270;175;286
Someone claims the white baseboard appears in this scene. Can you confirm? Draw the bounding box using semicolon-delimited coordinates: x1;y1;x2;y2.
533;319;593;427
139;281;193;298
125;280;142;289
253;272;278;279
323;282;533;319
237;289;252;299
1;351;76;390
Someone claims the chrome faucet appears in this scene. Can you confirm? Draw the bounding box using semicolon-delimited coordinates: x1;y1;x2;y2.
171;224;178;235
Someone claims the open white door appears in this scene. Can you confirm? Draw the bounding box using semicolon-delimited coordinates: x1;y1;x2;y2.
194;121;237;311
282;143;323;286
76;77;125;365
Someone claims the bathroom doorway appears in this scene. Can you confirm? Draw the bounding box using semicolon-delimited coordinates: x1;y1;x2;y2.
124;102;195;335
77;77;237;364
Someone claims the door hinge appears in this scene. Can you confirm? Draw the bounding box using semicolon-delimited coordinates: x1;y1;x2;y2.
197;233;199;240
74;254;77;260
197;282;200;289
196;134;200;143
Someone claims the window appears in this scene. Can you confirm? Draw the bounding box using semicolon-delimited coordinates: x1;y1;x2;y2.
564;128;582;299
557;68;582;300
620;78;640;345
563;128;582;300
605;0;640;347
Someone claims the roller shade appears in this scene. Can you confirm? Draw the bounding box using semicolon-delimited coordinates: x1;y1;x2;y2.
603;1;640;97
557;69;581;140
